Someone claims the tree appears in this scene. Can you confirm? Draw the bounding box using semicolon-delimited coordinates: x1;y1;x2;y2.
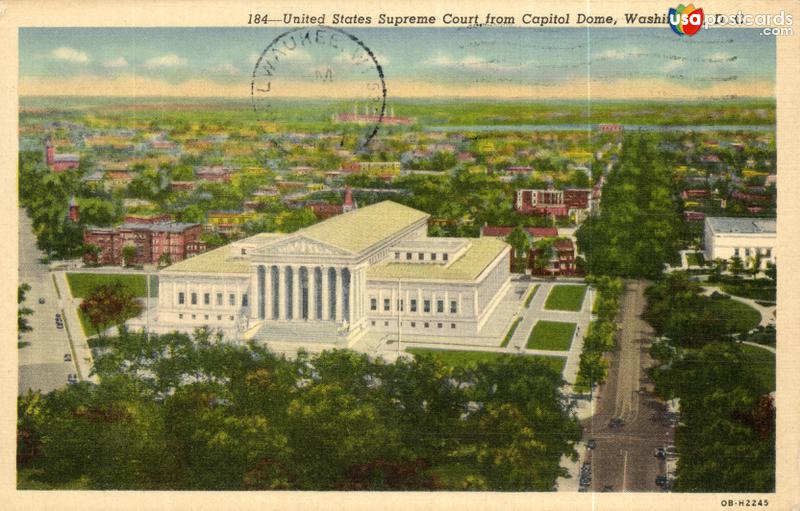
121;244;138;267
158;252;172;267
765;262;776;281
533;238;555;275
505;226;530;273
748;253;764;279
82;243;101;264
79;283;143;337
18;283;34;336
729;255;744;278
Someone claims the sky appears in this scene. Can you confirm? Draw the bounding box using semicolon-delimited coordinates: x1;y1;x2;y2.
19;27;775;99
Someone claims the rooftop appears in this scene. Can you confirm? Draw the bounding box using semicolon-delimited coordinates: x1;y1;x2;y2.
707;217;776;235
301;201;429;254
367;237;508;282
161;245;251;275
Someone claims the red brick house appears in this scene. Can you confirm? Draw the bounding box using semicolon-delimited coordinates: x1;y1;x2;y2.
84;222;205;266
44;140;80;172
530;238;578;277
195;165;233;183
514;188;592;220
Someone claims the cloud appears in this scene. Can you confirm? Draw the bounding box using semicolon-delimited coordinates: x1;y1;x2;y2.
595;48;644;61
209;63;241;76
662;60;684;72
51;47;89;63
102;57;128;68
144;54;186;68
424;53;519;73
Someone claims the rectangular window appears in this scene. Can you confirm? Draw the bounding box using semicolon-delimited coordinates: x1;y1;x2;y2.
217;315;222;321
431;253;437;261
437;300;444;313
395;252;400;260
384;321;389;327
178;313;183;319
242;294;248;307
424;300;431;313
241;248;246;255
450;300;458;314
745;248;751;257
204;293;210;305
443;253;449;261
418;252;424;260
406;252;412;260
424;322;429;328
229;293;235;306
766;248;772;257
216;293;223;306
178;292;185;305
370;298;377;311
451;323;456;329
191;293;197;305
410;299;417;312
191;314;196;319
397;299;404;311
437;323;442;328
204;315;209;320
734;248;740;257
411;322;416;328
230;315;234;321
384;298;391;311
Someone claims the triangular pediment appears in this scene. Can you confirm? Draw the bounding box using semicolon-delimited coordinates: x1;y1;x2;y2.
256;235;352;256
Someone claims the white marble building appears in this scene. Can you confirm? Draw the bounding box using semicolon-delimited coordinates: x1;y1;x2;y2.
154;201;512;345
703;217;776;268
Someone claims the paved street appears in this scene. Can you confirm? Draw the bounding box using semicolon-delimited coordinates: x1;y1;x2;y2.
581;279;672;492
18;209;77;395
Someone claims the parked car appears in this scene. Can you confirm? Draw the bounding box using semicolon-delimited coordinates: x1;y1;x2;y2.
655;475;667;487
608;417;625;428
586;438;596;450
63;353;72;362
38;297;45;304
601;485;614;492
664;445;678;458
654;447;666;458
66;374;77;384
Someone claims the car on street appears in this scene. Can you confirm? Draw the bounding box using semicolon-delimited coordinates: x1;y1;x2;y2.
586;438;596;450
655;475;667;487
654;447;666;458
608;417;625;428
38;297;45;304
601;485;614;492
63;353;72;362
664;445;678;459
67;374;78;384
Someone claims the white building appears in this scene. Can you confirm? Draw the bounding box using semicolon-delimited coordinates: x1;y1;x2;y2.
154;201;512;345
703;217;776;268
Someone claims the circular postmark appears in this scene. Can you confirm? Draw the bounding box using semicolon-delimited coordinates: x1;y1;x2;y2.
251;27;387;154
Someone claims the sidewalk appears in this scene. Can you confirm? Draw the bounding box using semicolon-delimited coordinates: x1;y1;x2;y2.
53;271;97;383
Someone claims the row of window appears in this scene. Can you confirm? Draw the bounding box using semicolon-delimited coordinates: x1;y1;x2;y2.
178;291;248;307
370;297;457;314
395;251;449;262
732;247;773;258
178;313;236;322
371;320;457;329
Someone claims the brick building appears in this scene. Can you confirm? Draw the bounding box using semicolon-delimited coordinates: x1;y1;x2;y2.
530;238;578;277
44;139;80;172
84;222;205;266
514;188;593;221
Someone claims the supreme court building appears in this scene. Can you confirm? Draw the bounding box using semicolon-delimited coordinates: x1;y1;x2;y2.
153;201;512;345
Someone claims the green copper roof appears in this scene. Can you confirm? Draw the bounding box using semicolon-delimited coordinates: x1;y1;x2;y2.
367;237;509;282
301;201;429;254
161;245;251;275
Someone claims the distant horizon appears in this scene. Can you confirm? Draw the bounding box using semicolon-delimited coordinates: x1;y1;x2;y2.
20;27;775;100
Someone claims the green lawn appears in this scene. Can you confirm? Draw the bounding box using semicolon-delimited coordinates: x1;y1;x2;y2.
718;278;776;302
407;348;566;374
740;344;775;392
706;299;762;334
66;273;158;298
524;285;540;308
526;321;576;351
500;317;522;348
544;285;587;311
686;252;705;266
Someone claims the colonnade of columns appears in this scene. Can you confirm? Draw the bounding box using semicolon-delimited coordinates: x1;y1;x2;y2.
251;264;357;324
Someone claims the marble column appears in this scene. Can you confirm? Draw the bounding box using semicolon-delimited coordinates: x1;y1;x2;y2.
277;266;286;320
321;266;330;321
334;268;342;322
308;267;316;320
291;265;300;321
264;266;272;321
